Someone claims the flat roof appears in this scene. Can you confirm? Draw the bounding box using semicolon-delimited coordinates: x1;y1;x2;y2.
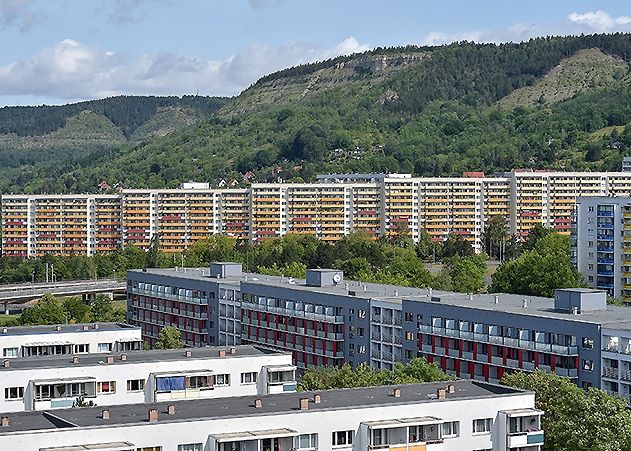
0;322;139;337
130;268;631;329
0;345;290;372
0;380;530;433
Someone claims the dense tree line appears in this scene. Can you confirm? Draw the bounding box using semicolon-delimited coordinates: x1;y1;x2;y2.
0;95;228;138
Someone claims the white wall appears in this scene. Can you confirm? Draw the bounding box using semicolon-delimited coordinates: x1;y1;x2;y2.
0;326;142;358
0;353;292;412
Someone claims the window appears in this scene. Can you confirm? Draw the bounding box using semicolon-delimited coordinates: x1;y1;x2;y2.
405;331;414;341
358;345;366;354
588;241;594;247
74;344;89;354
588;264;594;270
358;309;366;319
588;206;594;212
358;327;365;337
4;386;23;399
127;379;145;392
295;433;318;449
405;312;414;322
472;418;492;434
178;445;202;451
189;376;211;389
442;421;459;437
215;374;230;386
137;448;162;451
240;372;257;384
371;428;388;446
98;343;112;353
582;337;594;349
583;359;594;371
3;348;17;358
332;430;353;446
97;381;116;394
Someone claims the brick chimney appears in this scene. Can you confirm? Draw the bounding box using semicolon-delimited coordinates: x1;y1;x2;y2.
82;325;89;331
437;388;446;399
2;360;9;368
299;398;309;410
0;417;8;427
254;398;262;408
393;387;401;398
218;349;226;358
167;404;176;415
447;384;455;394
106;355;114;364
185;349;192;358
101;409;110;420
229;346;236;355
72;356;79;364
120;354;127;361
313;394;321;404
148;408;158;422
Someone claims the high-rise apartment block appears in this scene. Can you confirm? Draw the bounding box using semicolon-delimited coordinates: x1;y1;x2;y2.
572;196;631;302
4;170;631;256
128;263;631;402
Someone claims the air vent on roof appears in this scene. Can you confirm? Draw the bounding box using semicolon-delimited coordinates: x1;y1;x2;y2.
430;297;441;302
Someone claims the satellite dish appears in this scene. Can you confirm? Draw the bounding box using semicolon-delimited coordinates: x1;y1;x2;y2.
332;274;342;284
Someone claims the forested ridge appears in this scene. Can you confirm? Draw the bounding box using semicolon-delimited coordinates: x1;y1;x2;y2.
3;34;631;193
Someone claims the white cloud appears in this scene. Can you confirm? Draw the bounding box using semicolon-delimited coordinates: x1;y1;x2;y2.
0;36;372;104
568;10;631;32
0;0;36;31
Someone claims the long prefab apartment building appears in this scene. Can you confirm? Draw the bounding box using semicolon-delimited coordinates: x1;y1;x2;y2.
128;263;631;403
0;380;544;451
4;169;631;256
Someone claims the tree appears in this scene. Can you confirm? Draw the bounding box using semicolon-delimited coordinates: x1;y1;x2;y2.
415;229;440;261
441;233;474;258
502;371;631;451
443;254;487;293
20;293;66;325
63;297;92;323
154;326;183;349
185;235;239;267
522;223;553;252
298;358;451;391
490;233;585;297
482;216;509;260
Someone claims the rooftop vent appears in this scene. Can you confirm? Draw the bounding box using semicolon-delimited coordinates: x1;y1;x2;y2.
55;325;61;331
148;408;158;422
106;355;114;364
254;398;262;408
101;409;110;420
229;346;236;355
82;325;89;331
1;328;6;334
468;293;473;301
494;295;499;304
393;388;401;398
72;356;79;364
313;394;321;404
167;404;176;415
2;360;9;368
522;298;528;309
93;324;99;330
447;384;455;394
218;349;226;358
120;354;127;361
0;417;8;427
185;349;192;358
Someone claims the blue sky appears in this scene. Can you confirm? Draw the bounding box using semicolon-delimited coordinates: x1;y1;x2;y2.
1;0;631;106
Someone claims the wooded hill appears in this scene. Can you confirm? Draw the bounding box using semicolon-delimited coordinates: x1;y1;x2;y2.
3;33;631;193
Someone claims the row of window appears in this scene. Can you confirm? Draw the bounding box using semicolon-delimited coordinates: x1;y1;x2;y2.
3;342;137;358
3;372;259;400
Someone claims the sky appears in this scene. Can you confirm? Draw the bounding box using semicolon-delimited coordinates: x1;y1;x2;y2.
1;0;631;106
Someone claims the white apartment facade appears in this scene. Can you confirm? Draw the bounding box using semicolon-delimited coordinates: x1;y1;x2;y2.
0;345;295;412
0;380;543;451
0;322;142;359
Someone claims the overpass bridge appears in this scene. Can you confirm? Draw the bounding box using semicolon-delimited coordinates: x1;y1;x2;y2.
0;279;127;312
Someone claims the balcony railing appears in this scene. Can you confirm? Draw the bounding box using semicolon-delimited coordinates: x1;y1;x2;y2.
418;324;578;355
